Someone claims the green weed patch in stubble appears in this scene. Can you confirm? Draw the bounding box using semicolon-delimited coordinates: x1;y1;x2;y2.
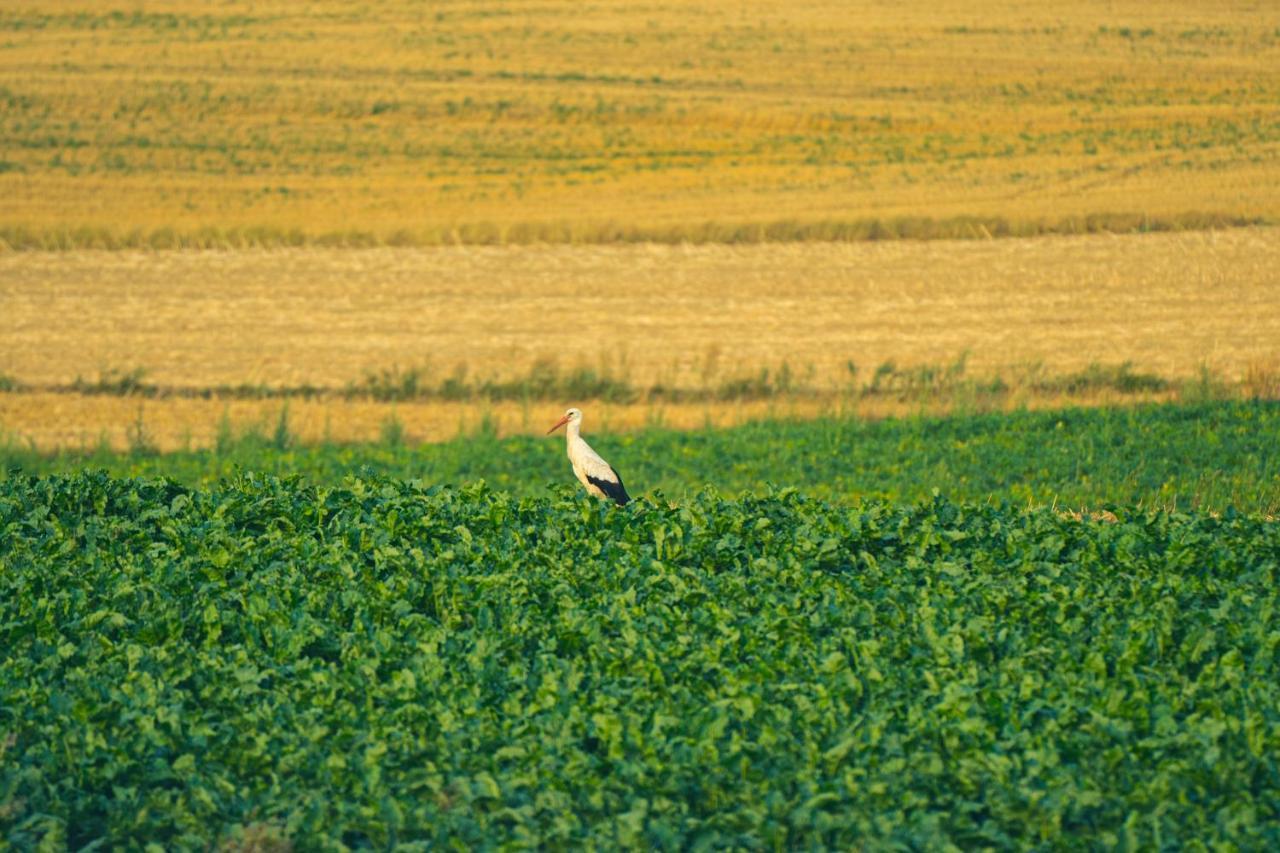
355;362;639;405
1;474;1277;847
70;367;151;397
1023;361;1170;396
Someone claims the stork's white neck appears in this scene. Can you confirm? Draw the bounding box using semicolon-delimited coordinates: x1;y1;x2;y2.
566;418;582;441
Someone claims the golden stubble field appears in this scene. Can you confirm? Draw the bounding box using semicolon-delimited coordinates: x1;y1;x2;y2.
2;228;1278;450
2;0;1278;246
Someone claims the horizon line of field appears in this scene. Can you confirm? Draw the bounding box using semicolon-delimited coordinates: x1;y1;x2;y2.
0;211;1267;251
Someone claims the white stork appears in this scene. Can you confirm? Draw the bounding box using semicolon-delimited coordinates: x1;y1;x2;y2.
546;407;631;506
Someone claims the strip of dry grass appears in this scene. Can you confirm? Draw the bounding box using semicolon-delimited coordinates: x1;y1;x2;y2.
1;229;1276;390
1;0;1278;246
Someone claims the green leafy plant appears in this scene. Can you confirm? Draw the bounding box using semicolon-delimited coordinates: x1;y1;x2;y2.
1;474;1277;847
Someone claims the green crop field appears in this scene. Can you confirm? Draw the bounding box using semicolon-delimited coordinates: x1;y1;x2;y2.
3;0;1279;844
2;472;1278;847
3;401;1280;846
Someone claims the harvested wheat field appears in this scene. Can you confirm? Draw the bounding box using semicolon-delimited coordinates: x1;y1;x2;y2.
1;228;1278;450
2;228;1278;389
1;0;1278;247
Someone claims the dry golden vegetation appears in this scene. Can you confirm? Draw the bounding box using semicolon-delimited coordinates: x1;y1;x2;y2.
2;229;1277;450
1;0;1278;247
3;1;1278;450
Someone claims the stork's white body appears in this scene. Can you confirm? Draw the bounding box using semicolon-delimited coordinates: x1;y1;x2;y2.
548;408;630;505
565;421;621;501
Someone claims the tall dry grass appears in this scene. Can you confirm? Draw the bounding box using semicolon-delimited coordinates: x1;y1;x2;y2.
1;229;1277;450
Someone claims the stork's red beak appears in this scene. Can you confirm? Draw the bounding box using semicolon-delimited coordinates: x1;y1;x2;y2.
546;414;570;434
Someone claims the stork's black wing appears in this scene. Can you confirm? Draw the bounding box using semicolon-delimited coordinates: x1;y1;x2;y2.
587;468;631;506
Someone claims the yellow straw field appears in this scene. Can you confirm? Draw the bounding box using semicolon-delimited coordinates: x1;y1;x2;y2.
3;1;1279;450
2;228;1277;450
1;0;1278;247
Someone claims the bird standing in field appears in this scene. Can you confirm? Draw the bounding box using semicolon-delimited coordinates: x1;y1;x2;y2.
546;407;631;506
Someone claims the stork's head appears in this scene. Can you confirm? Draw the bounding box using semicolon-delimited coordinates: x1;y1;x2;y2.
546;407;582;434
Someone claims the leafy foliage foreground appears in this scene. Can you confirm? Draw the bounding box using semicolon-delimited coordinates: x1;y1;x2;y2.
2;473;1278;848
